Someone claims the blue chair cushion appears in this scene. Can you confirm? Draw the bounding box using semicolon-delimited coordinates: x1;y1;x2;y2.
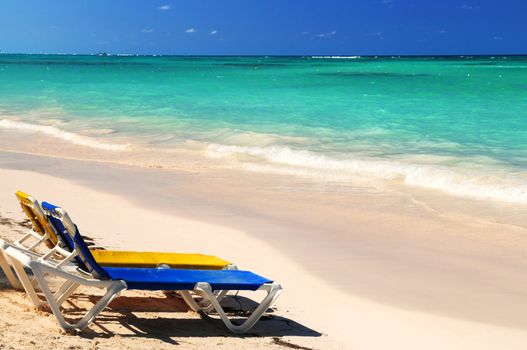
103;267;272;291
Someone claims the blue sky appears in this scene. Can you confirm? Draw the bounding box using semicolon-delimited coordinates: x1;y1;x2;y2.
0;0;525;55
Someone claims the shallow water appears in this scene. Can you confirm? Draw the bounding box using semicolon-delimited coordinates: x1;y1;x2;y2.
0;54;526;204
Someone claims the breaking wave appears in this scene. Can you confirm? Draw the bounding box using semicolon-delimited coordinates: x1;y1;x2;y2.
207;143;527;205
0;119;129;151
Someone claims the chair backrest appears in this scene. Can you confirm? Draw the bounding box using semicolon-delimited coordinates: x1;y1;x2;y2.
15;191;59;248
41;201;110;280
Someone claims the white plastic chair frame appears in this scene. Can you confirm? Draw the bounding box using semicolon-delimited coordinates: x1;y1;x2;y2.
5;244;282;333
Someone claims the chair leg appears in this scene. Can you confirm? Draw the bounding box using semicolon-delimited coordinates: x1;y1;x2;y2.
10;258;45;308
0;247;22;289
179;290;203;312
197;289;229;313
30;263;127;330
192;264;237;312
76;282;126;330
194;282;283;333
179;289;229;313
54;280;81;306
6;256;79;308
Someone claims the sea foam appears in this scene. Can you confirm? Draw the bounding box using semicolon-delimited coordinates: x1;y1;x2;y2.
0;119;129;151
207;143;527;205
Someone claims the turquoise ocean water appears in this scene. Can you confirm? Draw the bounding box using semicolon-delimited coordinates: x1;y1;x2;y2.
0;54;526;203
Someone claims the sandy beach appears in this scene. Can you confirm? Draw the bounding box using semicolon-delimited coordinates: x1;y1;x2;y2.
1;1;526;348
0;149;526;349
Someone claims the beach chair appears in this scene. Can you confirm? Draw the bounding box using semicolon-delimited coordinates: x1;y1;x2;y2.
4;202;282;333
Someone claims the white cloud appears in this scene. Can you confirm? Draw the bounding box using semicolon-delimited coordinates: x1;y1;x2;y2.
491;36;503;40
185;28;196;33
301;31;310;35
461;4;479;10
210;30;218;35
157;5;170;10
438;30;447;34
366;31;384;39
315;30;336;38
141;29;154;33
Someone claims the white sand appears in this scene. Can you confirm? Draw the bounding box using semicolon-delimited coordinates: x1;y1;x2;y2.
1;151;527;349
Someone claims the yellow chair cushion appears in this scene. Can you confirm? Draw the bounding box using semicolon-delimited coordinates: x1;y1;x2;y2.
15;190;59;247
90;250;231;270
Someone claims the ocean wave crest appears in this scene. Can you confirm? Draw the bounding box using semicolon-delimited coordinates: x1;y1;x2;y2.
311;56;361;59
0;119;129;151
207;143;527;205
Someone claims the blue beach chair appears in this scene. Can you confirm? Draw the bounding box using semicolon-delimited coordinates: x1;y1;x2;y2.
4;202;282;333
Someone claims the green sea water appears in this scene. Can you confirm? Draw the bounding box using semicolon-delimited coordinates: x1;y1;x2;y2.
0;54;526;203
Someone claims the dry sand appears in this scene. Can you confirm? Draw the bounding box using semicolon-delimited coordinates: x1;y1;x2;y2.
0;150;527;349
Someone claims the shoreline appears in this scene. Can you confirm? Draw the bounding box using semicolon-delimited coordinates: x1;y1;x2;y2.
1;150;527;348
1;116;527;209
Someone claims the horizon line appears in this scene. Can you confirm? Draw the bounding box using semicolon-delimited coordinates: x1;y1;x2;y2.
1;52;526;58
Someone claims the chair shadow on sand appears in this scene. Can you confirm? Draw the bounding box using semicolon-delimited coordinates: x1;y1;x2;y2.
0;270;321;346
